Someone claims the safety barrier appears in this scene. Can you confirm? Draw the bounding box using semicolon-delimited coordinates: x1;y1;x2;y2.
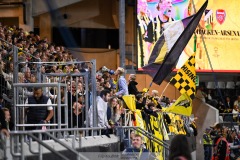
1;126;169;160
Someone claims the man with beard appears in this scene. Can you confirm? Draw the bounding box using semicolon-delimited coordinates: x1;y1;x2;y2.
89;89;112;137
122;134;152;160
25;87;53;130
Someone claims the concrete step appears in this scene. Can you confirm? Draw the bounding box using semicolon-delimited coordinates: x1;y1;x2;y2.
4;134;119;159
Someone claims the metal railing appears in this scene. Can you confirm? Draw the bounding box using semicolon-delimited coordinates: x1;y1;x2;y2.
5;127;108;160
219;112;240;129
13;83;68;132
1;126;169;160
42;70;91;131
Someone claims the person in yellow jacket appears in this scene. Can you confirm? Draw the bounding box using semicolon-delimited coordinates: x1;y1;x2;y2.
203;128;213;160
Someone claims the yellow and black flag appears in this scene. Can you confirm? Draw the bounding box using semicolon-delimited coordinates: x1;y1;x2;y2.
122;95;136;111
170;53;196;99
163;93;192;116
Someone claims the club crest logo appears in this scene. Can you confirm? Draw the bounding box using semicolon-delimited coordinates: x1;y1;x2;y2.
216;9;226;25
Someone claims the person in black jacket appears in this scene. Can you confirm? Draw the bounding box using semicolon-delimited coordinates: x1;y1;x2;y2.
135;94;160;117
128;74;139;96
25;87;54;130
169;134;192;160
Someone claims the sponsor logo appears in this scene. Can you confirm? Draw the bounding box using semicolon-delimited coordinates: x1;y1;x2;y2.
216;9;226;25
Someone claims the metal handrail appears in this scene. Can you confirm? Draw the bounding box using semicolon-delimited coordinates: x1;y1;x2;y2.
219;113;240;115
8;127;106;160
9;127;105;134
27;133;70;160
13;82;67;87
4;125;171;159
119;126;170;149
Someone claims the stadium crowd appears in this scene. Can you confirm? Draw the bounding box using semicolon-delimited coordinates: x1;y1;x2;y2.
1;23;240;159
0;23;173;133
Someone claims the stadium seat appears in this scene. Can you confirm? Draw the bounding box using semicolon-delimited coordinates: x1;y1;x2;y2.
226;81;235;89
207;82;215;89
236;81;240;88
217;82;225;89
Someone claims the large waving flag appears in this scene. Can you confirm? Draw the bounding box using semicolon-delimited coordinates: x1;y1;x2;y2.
143;0;208;85
171;53;196;99
163;93;192;116
165;44;197;116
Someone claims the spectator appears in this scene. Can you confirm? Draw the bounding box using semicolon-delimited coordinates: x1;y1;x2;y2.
2;108;13;131
169;134;192;160
234;96;240;110
151;90;159;99
128;74;139;96
229;130;240;159
114;67;129;97
211;124;230;160
25;87;53;130
122;134;151;160
89;90;111;136
71;102;83;128
225;96;233;109
97;90;111;127
0;109;9;137
107;96;121;126
195;85;207;102
232;105;239;122
136;94;146;110
206;89;217;107
203;128;212;160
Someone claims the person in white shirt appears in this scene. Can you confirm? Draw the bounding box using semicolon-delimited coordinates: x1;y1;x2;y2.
97;90;111;129
89;89;112;136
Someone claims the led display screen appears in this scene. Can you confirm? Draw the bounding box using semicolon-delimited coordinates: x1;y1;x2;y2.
137;0;240;72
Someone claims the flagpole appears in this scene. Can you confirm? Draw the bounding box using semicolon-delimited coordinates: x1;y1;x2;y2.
159;81;171;99
147;81;153;92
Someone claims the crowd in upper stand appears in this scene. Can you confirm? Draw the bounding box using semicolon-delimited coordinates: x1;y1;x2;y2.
0;22;174;132
196;84;240;122
0;22;239;131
